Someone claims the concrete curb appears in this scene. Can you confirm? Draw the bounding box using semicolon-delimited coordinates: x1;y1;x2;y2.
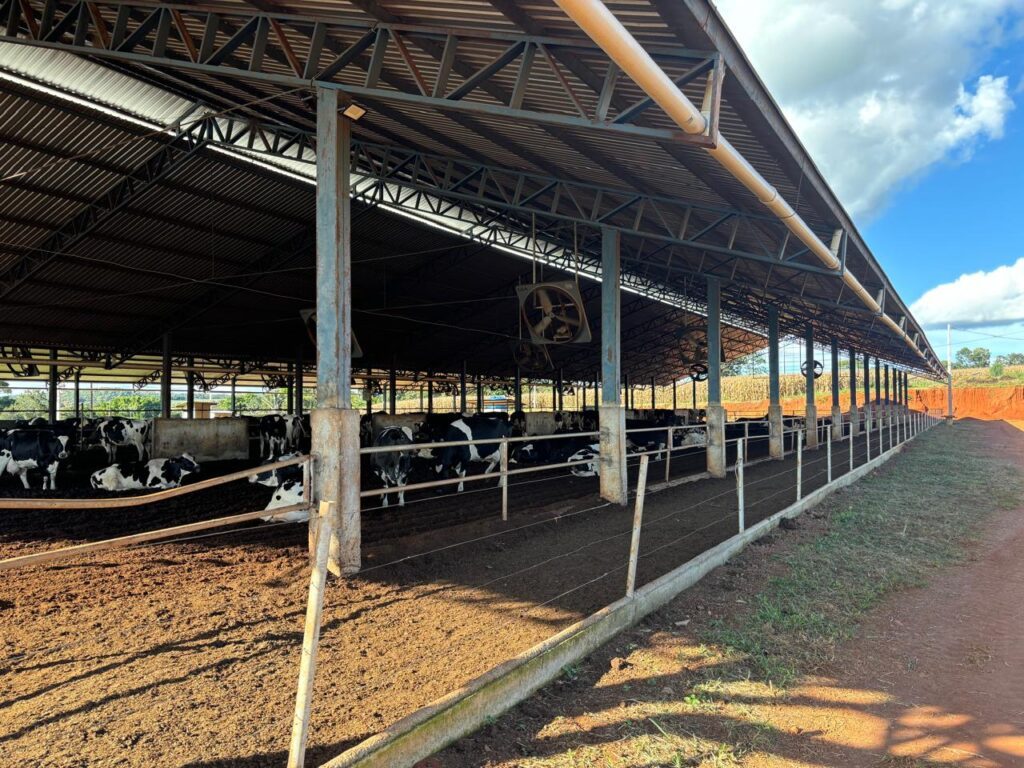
321;434;920;768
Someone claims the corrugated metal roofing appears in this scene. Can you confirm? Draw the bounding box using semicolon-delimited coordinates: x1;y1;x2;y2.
0;0;942;379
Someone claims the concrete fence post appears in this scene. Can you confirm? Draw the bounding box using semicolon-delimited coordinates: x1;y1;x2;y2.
796;430;803;501
664;426;673;484
826;427;832;484
736;438;745;532
849;420;854;472
500;437;509;521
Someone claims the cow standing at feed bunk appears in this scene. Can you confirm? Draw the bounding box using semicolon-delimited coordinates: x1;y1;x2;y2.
90;454;200;491
370;426;414;506
95;417;151;462
434;415;511;493
0;430;70;489
258;414;307;458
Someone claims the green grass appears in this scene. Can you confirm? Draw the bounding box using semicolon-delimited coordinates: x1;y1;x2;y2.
702;425;1024;688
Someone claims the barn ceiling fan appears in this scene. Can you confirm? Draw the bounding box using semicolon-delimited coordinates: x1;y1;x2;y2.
515;281;592;345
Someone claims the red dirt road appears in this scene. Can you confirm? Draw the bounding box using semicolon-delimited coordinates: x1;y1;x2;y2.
750;419;1024;767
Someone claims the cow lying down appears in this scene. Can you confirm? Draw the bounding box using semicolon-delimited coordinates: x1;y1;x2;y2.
249;453;308;522
567;431;707;477
90;454;199;491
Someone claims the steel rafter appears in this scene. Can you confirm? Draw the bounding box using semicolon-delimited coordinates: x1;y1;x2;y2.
0;114;213;302
0;0;723;145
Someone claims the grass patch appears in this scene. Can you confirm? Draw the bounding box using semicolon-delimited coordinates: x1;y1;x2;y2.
702;425;1024;687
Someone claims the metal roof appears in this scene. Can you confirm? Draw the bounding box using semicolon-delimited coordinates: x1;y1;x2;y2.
0;75;766;385
0;0;945;380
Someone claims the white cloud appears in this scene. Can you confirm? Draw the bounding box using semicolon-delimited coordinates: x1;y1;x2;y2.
910;257;1024;328
714;0;1020;218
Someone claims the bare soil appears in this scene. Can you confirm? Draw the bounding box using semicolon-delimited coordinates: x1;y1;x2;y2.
0;430;866;767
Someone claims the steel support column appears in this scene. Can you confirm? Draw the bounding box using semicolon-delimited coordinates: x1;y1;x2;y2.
476;375;483;413
186;356;196;419
231;376;237;416
47;349;58;422
73;369;82;420
848;348;860;436
295;349;304;417
311;87;360;576
830;338;842;441
863;352;872;432
650;376;656;410
804;325;818;449
599;228;627;504
161;333;172;419
514;366;522;412
706;276;726;477
460;361;468;413
427;372;434;414
767;306;783;460
389;366;397;415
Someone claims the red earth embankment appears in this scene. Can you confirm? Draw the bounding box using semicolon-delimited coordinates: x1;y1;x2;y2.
720;386;1024;422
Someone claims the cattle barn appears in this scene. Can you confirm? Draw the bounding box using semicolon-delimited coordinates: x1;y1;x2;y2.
0;1;947;766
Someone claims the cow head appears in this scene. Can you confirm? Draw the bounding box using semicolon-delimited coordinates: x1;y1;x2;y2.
174;453;200;476
56;435;70;460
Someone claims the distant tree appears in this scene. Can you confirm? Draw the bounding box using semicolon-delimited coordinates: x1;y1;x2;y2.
722;352;768;377
995;352;1024;366
953;347;991;369
990;361;1005;379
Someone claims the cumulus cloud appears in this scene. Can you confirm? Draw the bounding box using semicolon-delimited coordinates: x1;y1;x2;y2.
910;257;1024;328
714;0;1019;218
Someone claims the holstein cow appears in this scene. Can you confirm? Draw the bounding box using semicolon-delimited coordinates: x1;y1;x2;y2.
434;415;510;492
0;429;70;489
249;452;304;488
370;426;413;506
96;417;151;462
258;414;306;458
90;454;200;491
247;452;309;522
261;479;308;522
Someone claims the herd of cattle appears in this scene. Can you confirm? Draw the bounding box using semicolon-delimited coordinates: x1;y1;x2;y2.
0;408;717;521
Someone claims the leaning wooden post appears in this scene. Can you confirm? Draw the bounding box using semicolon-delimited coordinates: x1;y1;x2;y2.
625;454;649;598
288;501;333;768
500;437;509;521
736;438;745;532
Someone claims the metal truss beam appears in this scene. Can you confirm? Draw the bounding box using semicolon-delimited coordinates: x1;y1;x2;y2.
0;0;723;145
0;112;211;302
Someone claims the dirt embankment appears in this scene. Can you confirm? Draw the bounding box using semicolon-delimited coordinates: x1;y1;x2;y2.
720;386;1024;421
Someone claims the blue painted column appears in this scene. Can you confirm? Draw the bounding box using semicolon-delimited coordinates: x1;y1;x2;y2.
767;306;783;459
848;348;860;435
705;277;726;477
311;86;360;576
599;228;627;504
830;338;842;440
805;325;819;448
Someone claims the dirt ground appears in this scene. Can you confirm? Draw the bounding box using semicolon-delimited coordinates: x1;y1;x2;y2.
434;419;1024;768
0;427;872;768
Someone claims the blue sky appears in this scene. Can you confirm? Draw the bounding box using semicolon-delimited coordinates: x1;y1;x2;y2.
717;0;1024;363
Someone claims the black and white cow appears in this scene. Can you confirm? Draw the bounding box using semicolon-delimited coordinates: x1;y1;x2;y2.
260;479;308;522
96;417;151;462
258;414;306;458
90;453;199;491
434;415;510;492
248;451;304;488
0;429;70;489
370;426;413;506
